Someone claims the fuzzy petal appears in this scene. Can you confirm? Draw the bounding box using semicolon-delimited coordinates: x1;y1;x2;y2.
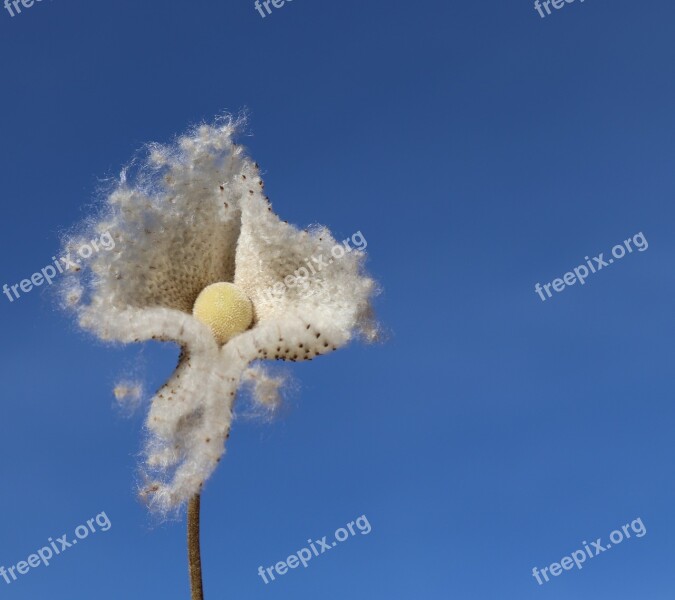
233;179;378;361
143;342;243;512
66;120;250;327
79;305;216;349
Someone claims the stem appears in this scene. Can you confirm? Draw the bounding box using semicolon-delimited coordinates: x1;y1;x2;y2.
188;494;204;600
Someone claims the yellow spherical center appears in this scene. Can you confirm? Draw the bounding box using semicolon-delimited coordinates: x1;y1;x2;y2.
192;282;254;345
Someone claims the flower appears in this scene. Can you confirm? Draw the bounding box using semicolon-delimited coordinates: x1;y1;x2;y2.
62;117;379;513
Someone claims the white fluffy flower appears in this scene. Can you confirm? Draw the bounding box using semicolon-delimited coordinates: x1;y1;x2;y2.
62;117;378;512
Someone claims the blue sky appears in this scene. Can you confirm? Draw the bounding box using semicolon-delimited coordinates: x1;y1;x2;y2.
1;0;674;598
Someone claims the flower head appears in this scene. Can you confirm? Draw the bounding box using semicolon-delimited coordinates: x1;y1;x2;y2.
62;117;378;512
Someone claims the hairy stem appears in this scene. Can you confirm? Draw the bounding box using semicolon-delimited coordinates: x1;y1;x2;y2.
188;494;204;600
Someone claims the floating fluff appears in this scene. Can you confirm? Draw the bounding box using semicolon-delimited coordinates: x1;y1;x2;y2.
60;115;379;513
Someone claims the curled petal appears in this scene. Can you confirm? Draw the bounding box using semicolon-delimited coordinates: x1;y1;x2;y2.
65;118;249;323
234;179;378;361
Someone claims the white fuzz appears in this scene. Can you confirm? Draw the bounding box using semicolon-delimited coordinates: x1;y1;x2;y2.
112;380;145;417
114;381;143;404
62;116;379;513
242;364;286;411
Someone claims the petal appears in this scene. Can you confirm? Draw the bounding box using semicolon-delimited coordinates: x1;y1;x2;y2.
65;119;254;333
78;305;216;350
143;341;244;512
233;180;378;361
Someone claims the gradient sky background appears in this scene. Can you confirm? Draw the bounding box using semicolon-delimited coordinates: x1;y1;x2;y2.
1;0;674;598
